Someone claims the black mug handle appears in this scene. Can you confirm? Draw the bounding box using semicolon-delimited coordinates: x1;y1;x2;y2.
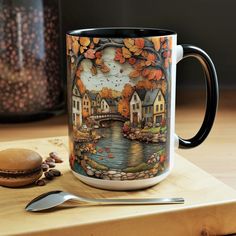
177;44;219;149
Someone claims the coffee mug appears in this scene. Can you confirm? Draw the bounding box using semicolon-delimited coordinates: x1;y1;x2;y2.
66;28;218;190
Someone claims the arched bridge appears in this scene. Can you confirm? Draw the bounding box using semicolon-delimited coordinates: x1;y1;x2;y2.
90;113;128;124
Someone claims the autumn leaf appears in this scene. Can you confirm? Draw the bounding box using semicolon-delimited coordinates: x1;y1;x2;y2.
145;53;156;66
129;45;142;55
155;69;163;80
122;47;132;58
84;49;95;59
95;51;102;59
114;48;126;64
141;50;148;57
142;68;150;78
129;70;140;78
72;40;79;55
95;58;103;65
93;38;100;44
148;70;157;80
134;38;145;49
101;64;110;73
71;36;79;42
80;37;90;46
151;37;161;51
134;60;146;71
123;38;134;49
91;66;97;75
128;57;136;65
80;46;87;54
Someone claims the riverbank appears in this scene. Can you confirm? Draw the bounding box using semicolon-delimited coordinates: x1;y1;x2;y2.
122;123;167;143
76;155;163;180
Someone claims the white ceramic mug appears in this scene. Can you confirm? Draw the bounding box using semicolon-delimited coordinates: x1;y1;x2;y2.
66;28;218;190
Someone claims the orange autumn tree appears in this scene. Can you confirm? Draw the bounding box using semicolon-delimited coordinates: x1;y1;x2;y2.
122;84;134;98
118;98;130;118
100;87;113;98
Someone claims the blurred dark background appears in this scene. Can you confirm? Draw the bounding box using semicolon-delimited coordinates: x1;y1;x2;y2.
60;0;235;95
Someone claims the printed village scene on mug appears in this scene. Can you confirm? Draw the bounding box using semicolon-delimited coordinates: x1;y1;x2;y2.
67;36;172;181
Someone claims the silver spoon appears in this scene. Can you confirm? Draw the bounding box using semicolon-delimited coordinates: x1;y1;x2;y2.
25;190;184;212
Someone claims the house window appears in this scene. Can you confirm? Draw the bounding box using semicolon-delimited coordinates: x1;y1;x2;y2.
160;104;163;111
84;101;86;105
156;105;159;112
134;94;137;101
158;95;161;101
132;104;135;110
73;100;76;108
87;102;89;105
77;101;80;110
85;95;87;99
136;103;139;109
87;108;89;112
106;105;108;109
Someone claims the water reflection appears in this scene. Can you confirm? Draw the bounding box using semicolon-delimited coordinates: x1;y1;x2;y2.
88;121;164;170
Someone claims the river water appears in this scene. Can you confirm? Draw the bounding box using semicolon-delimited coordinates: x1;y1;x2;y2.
88;121;165;170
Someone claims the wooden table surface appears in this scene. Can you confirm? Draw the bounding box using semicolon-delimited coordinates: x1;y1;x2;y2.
1;137;236;236
0;89;236;189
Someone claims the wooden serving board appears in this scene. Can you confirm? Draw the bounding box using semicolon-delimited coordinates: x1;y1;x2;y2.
0;136;236;236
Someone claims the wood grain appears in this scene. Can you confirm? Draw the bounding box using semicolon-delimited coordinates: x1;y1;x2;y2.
0;137;236;236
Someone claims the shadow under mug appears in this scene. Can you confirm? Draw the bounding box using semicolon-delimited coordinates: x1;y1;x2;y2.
66;28;219;190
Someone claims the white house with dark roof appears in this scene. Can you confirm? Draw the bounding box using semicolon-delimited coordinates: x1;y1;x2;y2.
142;88;165;124
72;85;82;127
130;89;147;125
101;98;117;113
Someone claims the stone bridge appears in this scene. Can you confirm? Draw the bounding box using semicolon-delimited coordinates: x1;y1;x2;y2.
89;113;128;124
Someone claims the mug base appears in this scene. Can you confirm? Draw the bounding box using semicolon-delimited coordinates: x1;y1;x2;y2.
71;170;171;190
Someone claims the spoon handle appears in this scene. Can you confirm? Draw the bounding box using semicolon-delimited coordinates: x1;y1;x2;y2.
80;197;184;205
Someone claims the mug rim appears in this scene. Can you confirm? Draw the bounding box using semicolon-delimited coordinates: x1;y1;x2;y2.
67;27;176;38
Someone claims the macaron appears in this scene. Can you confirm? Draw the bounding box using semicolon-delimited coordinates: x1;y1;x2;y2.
0;148;43;187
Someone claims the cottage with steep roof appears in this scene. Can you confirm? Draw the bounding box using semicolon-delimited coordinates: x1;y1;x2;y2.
142;88;165;124
72;85;82;127
130;89;147;125
101;98;117;113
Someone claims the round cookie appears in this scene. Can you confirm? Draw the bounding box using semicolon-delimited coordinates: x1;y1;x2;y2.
0;149;43;187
